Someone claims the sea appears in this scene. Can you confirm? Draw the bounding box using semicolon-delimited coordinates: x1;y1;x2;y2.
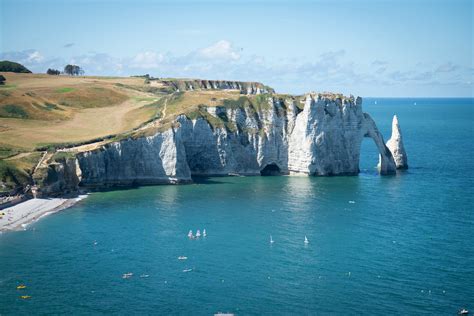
0;98;473;315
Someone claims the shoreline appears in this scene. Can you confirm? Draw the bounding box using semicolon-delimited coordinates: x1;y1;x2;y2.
0;195;88;233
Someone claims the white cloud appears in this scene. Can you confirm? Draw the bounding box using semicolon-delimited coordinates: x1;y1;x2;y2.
197;40;240;61
131;51;165;69
26;51;44;63
1;45;471;96
435;62;459;73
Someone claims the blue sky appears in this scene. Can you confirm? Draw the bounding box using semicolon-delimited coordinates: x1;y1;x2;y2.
1;0;472;96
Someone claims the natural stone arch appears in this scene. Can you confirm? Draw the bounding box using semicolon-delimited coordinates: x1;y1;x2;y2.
363;114;397;175
260;163;281;176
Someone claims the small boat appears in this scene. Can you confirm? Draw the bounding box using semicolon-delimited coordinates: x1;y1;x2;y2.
304;236;309;244
16;285;26;289
20;295;31;299
122;272;133;279
196;230;201;238
270;235;274;244
203;229;207;237
178;256;188;260
183;268;193;273
188;230;193;239
140;274;149;278
459;309;469;315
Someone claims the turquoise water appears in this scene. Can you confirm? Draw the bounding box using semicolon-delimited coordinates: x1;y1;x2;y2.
1;98;473;315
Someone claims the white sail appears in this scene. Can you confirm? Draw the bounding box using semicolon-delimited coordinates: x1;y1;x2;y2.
270;235;274;243
203;229;207;237
188;230;193;238
304;236;309;244
196;230;201;237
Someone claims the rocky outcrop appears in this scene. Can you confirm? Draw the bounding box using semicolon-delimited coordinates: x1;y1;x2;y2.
289;94;396;175
35;158;82;196
158;79;273;94
73;93;400;188
385;115;408;169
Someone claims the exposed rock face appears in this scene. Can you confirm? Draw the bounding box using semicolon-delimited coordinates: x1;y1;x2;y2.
385;115;408;169
77;130;191;188
36;158;82;196
158;79;273;94
288;94;396;175
74;93;399;188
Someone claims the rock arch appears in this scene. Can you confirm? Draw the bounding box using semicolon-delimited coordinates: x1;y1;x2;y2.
362;114;397;175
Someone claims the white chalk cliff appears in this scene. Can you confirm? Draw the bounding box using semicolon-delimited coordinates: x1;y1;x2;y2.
72;93;402;189
385;115;408;169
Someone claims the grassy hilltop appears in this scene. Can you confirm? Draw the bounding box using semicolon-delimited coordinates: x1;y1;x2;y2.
0;71;289;194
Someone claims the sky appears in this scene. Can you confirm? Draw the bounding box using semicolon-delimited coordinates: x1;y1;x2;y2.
0;0;472;97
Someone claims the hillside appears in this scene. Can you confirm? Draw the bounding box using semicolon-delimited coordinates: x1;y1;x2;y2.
0;73;274;194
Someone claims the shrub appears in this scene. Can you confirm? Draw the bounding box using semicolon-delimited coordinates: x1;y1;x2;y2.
47;68;60;75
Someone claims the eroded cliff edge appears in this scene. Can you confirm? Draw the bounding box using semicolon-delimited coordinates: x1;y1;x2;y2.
33;92;404;195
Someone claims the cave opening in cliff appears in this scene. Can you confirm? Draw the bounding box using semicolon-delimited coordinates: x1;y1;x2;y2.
260;163;281;176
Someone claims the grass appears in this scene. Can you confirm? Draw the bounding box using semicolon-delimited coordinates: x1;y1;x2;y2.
0;159;31;193
0;151;44;192
0;73;164;150
54;87;128;108
0;145;22;159
132;96;158;102
0;104;29;119
52;151;76;161
55;87;75;93
0;84;17;89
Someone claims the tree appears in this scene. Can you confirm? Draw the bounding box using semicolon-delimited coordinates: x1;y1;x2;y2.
63;64;84;76
46;68;60;75
0;60;32;73
0;75;5;85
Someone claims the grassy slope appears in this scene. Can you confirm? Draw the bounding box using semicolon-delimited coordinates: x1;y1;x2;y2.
0;73;164;150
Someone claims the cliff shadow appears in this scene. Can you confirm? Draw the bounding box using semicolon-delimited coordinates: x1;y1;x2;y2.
190;176;231;185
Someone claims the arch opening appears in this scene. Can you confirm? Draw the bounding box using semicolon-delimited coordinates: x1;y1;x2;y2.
260;163;281;176
360;136;380;175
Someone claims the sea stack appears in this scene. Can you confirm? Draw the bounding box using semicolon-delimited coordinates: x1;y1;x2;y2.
386;115;408;169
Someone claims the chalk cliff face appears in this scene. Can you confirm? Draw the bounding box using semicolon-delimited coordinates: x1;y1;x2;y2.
288;94;396;175
77;129;190;187
385;115;408;169
73;93;400;188
158;79;273;95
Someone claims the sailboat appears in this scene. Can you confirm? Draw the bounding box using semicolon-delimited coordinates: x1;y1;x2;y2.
270;235;275;244
196;230;201;238
304;236;309;244
188;230;193;239
203;229;207;237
